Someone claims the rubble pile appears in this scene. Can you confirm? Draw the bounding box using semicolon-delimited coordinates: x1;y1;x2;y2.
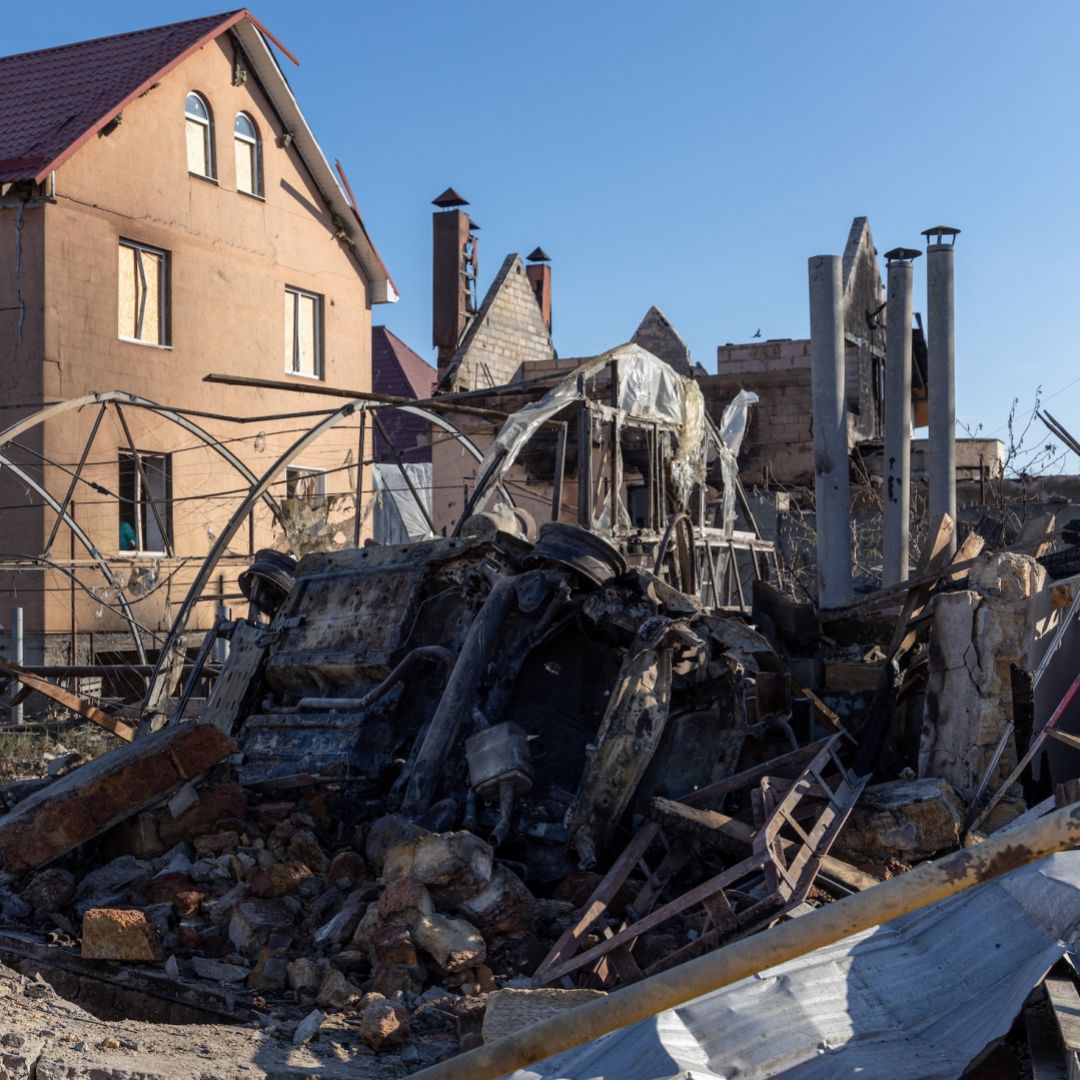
4;503;1080;1077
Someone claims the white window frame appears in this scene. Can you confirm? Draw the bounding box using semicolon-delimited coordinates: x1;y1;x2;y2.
233;112;262;197
284;286;324;379
185;91;216;179
118;239;170;347
118;450;173;555
285;466;326;508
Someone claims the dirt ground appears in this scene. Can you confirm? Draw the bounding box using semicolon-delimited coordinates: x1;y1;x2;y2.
0;963;430;1079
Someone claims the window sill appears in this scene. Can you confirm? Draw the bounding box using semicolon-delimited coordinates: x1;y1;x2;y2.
119;337;173;350
284;369;325;381
237;189;265;202
115;551;168;559
189;171;218;185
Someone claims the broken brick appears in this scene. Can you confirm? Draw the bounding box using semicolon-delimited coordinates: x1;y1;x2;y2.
81;908;163;962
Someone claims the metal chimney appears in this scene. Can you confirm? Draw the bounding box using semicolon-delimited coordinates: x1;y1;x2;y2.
807;255;853;608
882;247;921;585
923;226;960;553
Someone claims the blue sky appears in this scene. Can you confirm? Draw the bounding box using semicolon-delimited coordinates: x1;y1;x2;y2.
7;2;1080;443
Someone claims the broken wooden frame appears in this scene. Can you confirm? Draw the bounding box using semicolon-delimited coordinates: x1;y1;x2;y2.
533;734;864;989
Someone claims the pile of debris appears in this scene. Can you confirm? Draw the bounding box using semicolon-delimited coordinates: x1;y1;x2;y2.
3;502;1080;1077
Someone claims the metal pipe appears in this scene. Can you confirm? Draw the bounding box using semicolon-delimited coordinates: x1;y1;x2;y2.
410;801;1080;1080
807;255;853;607
296;645;454;711
11;607;23;726
398;578;518;817
925;226;960;557
882;248;920;585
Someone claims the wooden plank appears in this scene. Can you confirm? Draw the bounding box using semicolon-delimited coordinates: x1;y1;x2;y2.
1049;730;1080;754
0;656;134;741
1044;971;1080;1080
888;513;956;661
651;797;879;892
1027;989;1070;1080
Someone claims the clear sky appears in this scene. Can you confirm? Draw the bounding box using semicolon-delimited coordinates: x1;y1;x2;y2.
6;1;1080;445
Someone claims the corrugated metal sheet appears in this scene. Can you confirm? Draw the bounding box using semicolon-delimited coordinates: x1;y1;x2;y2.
514;851;1080;1080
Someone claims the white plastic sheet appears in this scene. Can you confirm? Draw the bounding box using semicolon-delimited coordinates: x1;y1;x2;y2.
372;462;434;544
715;390;758;538
476;344;709;523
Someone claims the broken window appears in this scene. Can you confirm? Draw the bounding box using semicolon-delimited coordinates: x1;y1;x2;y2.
117;241;169;346
234;112;262;196
285;466;326;508
184;92;215;178
118;451;172;553
284;287;323;378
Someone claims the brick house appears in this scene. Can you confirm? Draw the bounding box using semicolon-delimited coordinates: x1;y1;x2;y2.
0;11;395;666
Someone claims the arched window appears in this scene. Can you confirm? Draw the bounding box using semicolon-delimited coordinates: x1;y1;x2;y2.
184;92;214;178
234;112;262;196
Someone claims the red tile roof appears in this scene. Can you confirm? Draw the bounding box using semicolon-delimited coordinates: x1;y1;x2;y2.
372;326;436;464
0;11;244;182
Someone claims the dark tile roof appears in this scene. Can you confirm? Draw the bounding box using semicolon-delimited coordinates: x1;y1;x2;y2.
0;11;243;182
372;326;436;464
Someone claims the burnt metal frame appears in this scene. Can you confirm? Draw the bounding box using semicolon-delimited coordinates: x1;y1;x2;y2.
455;357;771;609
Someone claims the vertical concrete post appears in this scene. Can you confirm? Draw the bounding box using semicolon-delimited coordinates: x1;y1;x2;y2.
11;606;23;726
924;226;960;555
807;255;853;608
882;248;921;585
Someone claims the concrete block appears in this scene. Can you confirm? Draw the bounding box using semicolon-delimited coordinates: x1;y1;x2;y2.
0;723;236;872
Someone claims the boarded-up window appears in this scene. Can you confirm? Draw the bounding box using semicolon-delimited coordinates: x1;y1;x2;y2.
185;92;214;177
118;451;173;553
285;286;323;378
234;112;261;196
118;241;169;345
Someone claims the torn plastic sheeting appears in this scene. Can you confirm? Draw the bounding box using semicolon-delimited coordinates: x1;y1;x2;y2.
372;462;434;544
480;345;707;511
715;390;758;538
511;850;1080;1080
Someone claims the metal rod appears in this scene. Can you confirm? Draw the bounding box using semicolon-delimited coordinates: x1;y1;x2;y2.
43;404;105;557
353;409;367;547
11;607;23;726
411;801;1080;1080
550;421;567;524
114;404;174;557
370;411;435;535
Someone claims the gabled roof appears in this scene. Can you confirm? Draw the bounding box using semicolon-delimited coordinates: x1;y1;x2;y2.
0;10;397;302
372;326;435;401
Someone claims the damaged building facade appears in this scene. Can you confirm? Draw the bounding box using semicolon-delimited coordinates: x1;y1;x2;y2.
0;11;397;667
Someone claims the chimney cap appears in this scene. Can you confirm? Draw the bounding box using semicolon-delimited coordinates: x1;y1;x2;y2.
432;187;469;209
468;218;481;232
884;247;922;264
526;246;551;263
921;225;961;246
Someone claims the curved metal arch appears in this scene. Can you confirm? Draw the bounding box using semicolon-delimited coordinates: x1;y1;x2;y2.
0;447;149;664
0;390;291;663
0;390;287;528
397;403;517;511
142;402;509;721
143;400;362;720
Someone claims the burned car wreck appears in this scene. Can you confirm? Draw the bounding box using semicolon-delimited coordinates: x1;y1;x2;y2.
192;346;778;881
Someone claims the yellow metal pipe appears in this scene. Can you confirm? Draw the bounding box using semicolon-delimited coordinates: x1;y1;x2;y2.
411;801;1080;1080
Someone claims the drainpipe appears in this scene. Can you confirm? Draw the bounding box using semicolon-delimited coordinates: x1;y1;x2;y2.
882;248;920;586
924;226;960;556
11;607;23;726
807;255;853;608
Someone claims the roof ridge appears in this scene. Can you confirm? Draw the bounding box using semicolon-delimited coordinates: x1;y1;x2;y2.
0;11;242;65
